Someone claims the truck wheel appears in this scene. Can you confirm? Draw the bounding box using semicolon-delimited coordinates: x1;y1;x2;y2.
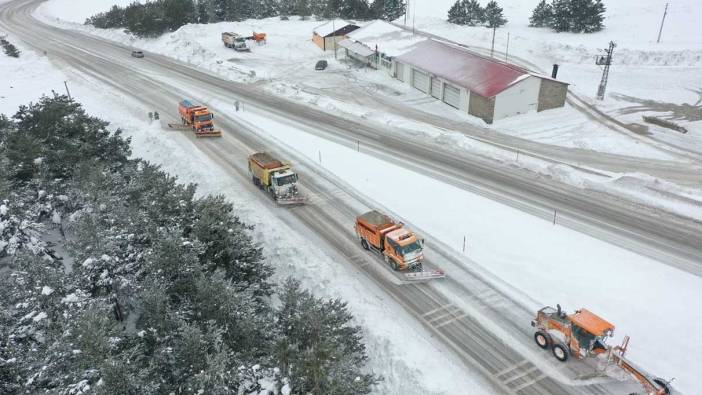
552;343;569;362
252;176;259;187
361;239;369;250
534;331;551;349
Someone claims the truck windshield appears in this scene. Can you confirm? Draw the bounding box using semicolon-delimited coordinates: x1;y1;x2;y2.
195;114;212;122
401;242;422;255
275;174;298;185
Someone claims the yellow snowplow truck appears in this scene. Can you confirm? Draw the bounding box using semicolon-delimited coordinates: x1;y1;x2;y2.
248;152;306;205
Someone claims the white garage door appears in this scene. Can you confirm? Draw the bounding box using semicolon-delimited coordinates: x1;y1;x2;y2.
396;62;405;81
443;83;460;108
412;69;430;93
430;78;442;98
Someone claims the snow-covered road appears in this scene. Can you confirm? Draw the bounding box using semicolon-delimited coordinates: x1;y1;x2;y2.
2;0;701;393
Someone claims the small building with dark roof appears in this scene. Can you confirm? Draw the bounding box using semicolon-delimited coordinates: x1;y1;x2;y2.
312;19;359;51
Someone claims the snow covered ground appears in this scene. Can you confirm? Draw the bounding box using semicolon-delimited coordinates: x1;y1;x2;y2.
5;0;702;392
408;0;702;148
31;0;702;222
0;32;491;395
35;0;702;156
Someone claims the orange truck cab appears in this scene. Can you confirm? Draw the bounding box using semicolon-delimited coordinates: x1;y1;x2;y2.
532;305;614;361
178;100;216;134
355;210;424;271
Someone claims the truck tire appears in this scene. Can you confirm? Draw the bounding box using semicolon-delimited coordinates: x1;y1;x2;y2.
252;176;260;187
384;254;398;270
361;239;369;250
552;343;569;362
534;331;551;349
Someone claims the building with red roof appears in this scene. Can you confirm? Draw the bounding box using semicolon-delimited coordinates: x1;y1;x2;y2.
339;20;568;124
394;39;569;123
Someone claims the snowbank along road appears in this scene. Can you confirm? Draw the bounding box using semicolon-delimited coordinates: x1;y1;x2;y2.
0;0;695;393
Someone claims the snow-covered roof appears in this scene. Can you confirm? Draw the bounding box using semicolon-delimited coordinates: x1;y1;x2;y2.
396;40;539;97
338;39;375;57
313;19;356;37
346;20;427;57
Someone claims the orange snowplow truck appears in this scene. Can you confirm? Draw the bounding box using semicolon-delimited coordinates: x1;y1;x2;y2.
532;305;671;395
355;210;424;271
178;100;221;137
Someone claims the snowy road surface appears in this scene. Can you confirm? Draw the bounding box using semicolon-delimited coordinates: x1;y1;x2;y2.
1;0;699;393
7;0;701;279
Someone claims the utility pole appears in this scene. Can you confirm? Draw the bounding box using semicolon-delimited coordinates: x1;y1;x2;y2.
490;25;496;57
332;17;337;60
63;81;72;99
657;3;668;43
505;32;510;61
404;0;408;26
412;1;416;36
596;41;616;100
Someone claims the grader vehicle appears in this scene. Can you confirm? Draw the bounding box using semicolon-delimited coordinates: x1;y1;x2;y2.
531;305;671;395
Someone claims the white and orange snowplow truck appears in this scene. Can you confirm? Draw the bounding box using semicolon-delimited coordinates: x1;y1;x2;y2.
354;210;444;281
248;152;306;205
532;305;672;395
170;99;221;137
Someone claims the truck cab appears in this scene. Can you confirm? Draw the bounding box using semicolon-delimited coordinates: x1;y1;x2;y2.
384;228;424;269
191;108;214;132
270;169;300;200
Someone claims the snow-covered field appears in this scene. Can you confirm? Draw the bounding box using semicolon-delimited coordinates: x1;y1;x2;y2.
35;0;702;153
4;0;702;393
32;0;702;223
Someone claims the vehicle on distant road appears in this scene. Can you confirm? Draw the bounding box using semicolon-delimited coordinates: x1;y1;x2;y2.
315;60;328;70
131;50;144;58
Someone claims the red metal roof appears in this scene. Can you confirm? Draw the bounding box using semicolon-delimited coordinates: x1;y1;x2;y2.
395;40;533;98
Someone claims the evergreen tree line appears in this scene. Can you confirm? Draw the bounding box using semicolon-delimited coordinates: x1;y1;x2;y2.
529;0;605;33
447;0;507;28
1;38;20;58
0;95;380;394
86;0;406;38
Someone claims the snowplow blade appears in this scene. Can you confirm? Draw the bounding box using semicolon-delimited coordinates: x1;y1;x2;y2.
276;196;308;206
404;270;446;281
195;130;222;138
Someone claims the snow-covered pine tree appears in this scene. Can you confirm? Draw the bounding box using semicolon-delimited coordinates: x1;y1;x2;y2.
447;0;467;25
275;278;381;394
483;0;507;28
529;0;553;27
295;0;312;19
574;0;605;32
197;0;210;22
162;0;197;31
549;0;572;32
212;0;229;21
464;0;484;26
371;0;405;21
253;0;280;18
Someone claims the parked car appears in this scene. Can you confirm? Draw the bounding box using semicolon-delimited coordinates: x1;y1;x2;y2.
131;50;144;58
315;60;327;70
